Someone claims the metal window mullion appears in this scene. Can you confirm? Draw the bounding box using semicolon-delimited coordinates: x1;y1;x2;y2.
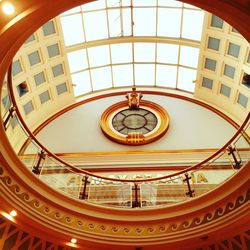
176;45;181;89
180;3;184;39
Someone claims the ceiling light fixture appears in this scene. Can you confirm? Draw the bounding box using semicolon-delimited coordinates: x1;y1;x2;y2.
10;210;17;217
70;238;77;244
1;1;15;15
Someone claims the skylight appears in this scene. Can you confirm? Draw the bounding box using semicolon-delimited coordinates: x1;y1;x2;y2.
60;0;204;96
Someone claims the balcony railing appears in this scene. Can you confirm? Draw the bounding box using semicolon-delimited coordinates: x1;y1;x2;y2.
1;63;250;208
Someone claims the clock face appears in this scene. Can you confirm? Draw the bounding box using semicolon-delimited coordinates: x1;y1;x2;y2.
112;108;158;135
100;100;170;145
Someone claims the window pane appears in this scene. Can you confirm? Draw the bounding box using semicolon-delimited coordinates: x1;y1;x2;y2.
178;67;196;92
158;0;182;7
111;43;132;64
237;93;248;108
208;37;220;51
158;8;181;37
28;51;41;66
134;43;155;62
82;0;105;11
23;101;34;115
156;65;177;87
224;64;235;79
157;43;179;64
56;82;68;95
204;58;217;71
133;8;156;36
108;9;121;37
25;34;35;44
180;46;199;68
91;66;112;90
88;45;110;67
182;10;204;40
71;71;92;95
135;64;155;86
42;20;56;36
12;60;22;76
113;65;133;87
60;15;84;46
84;11;108;41
211;14;223;28
220;84;231;97
47;44;60;58
34;72;46;86
227;42;240;58
39;90;50;104
67;49;88;73
52;64;64;77
202;77;213;89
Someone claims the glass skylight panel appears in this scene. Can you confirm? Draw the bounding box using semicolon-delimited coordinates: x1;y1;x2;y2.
67;49;88;73
111;43;132;64
179;46;199;68
71;71;92;96
113;65;133;87
133;0;156;6
133;8;156;36
107;0;121;7
157;8;181;37
60;14;84;46
108;9;122;37
91;66;112;90
61;6;81;15
156;65;177;88
135;64;155;86
178;67;197;92
182;10;204;40
122;9;132;36
82;0;105;11
157;43;179;64
158;0;182;7
134;43;155;62
84;11;108;41
88;45;110;67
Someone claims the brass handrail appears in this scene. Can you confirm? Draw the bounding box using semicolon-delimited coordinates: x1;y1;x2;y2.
6;63;250;183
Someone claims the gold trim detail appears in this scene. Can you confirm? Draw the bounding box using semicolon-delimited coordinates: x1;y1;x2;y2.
100;100;170;145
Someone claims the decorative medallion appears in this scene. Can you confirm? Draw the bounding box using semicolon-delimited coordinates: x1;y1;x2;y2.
100;88;170;145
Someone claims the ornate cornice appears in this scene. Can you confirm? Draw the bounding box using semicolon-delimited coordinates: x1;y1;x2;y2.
0;156;249;247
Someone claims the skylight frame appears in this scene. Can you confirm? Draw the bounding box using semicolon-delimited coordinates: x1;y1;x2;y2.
60;1;204;97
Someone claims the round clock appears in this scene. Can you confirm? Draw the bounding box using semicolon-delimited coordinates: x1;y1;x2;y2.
100;98;170;145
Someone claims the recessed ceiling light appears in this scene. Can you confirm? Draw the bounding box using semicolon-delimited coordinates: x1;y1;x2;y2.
71;238;77;244
10;210;17;217
2;2;15;15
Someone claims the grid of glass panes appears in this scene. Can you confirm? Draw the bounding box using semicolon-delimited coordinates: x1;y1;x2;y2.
60;0;204;96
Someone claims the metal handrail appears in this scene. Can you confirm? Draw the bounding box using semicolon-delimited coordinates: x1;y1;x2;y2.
6;63;250;183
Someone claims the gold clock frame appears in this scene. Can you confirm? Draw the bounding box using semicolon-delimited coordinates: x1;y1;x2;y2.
100;100;170;145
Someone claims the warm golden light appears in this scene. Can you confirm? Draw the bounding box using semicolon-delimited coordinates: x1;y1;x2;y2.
10;210;17;217
71;238;77;244
2;2;15;15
